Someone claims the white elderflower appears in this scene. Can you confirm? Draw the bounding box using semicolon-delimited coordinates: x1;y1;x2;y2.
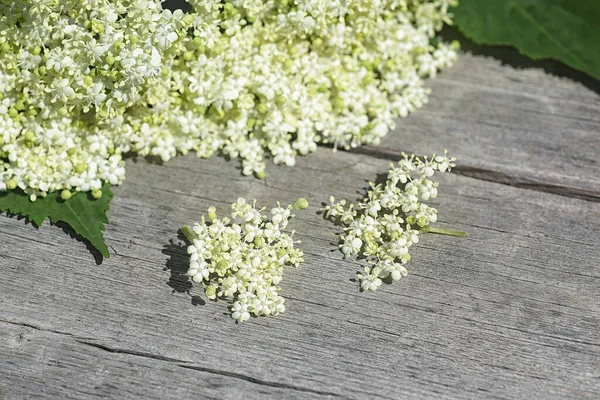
324;151;465;291
0;0;457;198
181;197;309;321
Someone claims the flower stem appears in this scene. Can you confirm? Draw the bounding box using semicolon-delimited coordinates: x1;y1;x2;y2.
181;224;195;243
421;226;468;237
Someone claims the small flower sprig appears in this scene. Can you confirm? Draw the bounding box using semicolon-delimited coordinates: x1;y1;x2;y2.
181;197;309;322
323;151;466;292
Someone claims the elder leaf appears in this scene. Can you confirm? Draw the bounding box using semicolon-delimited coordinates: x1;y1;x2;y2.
452;0;600;79
0;184;113;258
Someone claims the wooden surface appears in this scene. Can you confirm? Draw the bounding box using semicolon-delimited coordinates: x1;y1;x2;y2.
1;51;599;400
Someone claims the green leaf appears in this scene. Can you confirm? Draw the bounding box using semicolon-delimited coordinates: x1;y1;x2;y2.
0;185;113;258
452;0;600;79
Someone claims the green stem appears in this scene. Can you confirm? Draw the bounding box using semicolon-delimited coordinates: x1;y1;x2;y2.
181;224;195;243
421;226;469;237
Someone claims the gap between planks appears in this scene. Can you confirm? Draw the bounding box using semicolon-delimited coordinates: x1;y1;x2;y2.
348;145;600;203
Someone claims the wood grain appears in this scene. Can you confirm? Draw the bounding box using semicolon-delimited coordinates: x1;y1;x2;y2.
1;144;599;399
2;48;600;399
0;322;316;400
360;53;600;201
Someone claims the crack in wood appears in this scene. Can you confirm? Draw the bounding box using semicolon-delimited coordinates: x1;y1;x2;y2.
452;166;600;203
178;364;342;398
347;146;600;203
0;319;91;341
75;339;187;363
74;338;343;397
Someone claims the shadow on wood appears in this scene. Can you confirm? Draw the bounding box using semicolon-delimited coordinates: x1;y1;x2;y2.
440;26;600;94
162;230;206;306
56;221;104;265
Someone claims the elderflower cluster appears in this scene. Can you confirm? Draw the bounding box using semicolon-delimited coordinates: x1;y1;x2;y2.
323;152;455;291
0;0;458;199
0;0;189;199
183;197;308;322
136;0;459;176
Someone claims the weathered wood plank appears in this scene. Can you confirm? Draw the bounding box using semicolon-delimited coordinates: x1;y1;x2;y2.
0;322;318;400
361;53;600;200
1;149;599;399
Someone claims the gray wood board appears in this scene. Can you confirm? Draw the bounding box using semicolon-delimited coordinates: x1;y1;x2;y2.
359;53;600;201
1;322;311;400
1;147;599;399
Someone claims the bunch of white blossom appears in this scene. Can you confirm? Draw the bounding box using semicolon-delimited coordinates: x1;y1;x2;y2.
135;0;459;176
323;152;457;291
182;197;309;322
0;0;458;199
0;0;189;199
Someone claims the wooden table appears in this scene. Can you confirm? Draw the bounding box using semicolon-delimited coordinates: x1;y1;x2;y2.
1;50;599;399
